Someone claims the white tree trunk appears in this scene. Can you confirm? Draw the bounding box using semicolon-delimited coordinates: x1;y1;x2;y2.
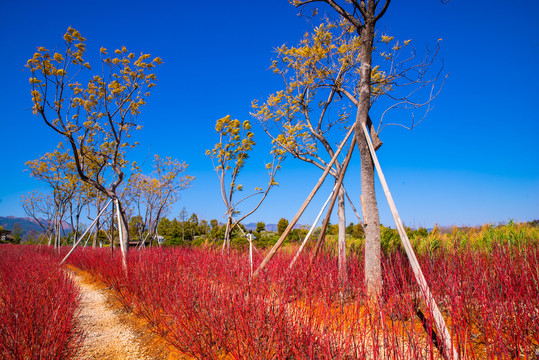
337;187;347;284
115;199;128;271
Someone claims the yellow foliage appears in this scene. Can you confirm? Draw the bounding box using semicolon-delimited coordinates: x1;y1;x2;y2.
381;35;394;43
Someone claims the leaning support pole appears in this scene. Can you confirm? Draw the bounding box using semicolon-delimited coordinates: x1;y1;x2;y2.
360;122;458;360
289;185;335;269
312;137;356;259
60;199;112;265
342;185;365;229
252;127;355;279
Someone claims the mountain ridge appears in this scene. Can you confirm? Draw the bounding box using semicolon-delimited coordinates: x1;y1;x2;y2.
0;216;72;239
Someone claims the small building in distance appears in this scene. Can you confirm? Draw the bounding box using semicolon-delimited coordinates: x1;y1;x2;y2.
0;228;15;243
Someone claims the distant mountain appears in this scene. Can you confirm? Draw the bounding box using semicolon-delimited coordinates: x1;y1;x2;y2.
0;216;72;239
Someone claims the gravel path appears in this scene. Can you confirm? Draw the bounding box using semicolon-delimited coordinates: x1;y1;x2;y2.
70;271;158;360
67;267;446;360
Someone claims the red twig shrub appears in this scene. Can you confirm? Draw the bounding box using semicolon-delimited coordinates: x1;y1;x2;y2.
68;242;539;359
0;245;81;360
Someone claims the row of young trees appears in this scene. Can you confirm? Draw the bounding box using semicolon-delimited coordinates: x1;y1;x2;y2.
22;151;193;249
24;28;193;263
200;1;444;298
25;1;445;312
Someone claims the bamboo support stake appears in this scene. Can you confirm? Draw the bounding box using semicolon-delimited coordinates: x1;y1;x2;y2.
60;199;112;264
289;185;335;269
360;122;458;360
252;127;355;279
312;137;356;259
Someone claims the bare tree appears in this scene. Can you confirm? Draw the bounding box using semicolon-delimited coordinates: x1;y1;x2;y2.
21;191;57;243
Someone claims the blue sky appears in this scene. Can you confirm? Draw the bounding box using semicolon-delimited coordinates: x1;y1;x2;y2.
0;0;537;228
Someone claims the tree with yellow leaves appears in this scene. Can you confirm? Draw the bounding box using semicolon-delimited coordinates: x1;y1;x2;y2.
25;143;81;248
206;115;284;251
129;155;194;247
26;27;162;266
255;2;445;295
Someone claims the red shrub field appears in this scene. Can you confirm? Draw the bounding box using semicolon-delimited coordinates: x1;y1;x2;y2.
67;241;538;359
0;224;536;359
0;245;81;360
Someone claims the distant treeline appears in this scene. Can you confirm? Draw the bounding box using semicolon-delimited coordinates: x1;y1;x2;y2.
3;213;537;256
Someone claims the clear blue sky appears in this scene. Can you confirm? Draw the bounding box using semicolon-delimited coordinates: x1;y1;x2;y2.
0;0;538;228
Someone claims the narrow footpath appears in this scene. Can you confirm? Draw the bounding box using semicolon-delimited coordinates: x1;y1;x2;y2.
69;269;185;360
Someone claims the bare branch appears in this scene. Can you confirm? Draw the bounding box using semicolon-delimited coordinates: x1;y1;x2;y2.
374;0;391;22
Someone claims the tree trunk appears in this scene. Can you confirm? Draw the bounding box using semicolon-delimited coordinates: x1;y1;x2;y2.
357;132;381;297
115;199;130;267
92;217;99;248
110;200;115;255
337;186;347;284
354;15;382;298
92;198;101;249
222;217;232;252
48;215;55;246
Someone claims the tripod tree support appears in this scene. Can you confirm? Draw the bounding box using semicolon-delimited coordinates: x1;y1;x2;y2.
252;127;355;278
360;122;458;360
60;199;112;265
289;183;335;269
311;137;356;260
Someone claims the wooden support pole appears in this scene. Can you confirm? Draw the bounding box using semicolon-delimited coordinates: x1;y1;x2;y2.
251;127;355;279
312;137;356;259
289;184;335;269
60;199;112;265
360;122;458;360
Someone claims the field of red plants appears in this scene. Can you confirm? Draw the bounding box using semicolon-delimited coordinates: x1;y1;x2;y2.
0;245;81;360
0;224;537;360
66;234;538;360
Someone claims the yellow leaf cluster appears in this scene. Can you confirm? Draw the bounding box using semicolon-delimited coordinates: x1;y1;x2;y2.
26;27;164;182
207;115;257;177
